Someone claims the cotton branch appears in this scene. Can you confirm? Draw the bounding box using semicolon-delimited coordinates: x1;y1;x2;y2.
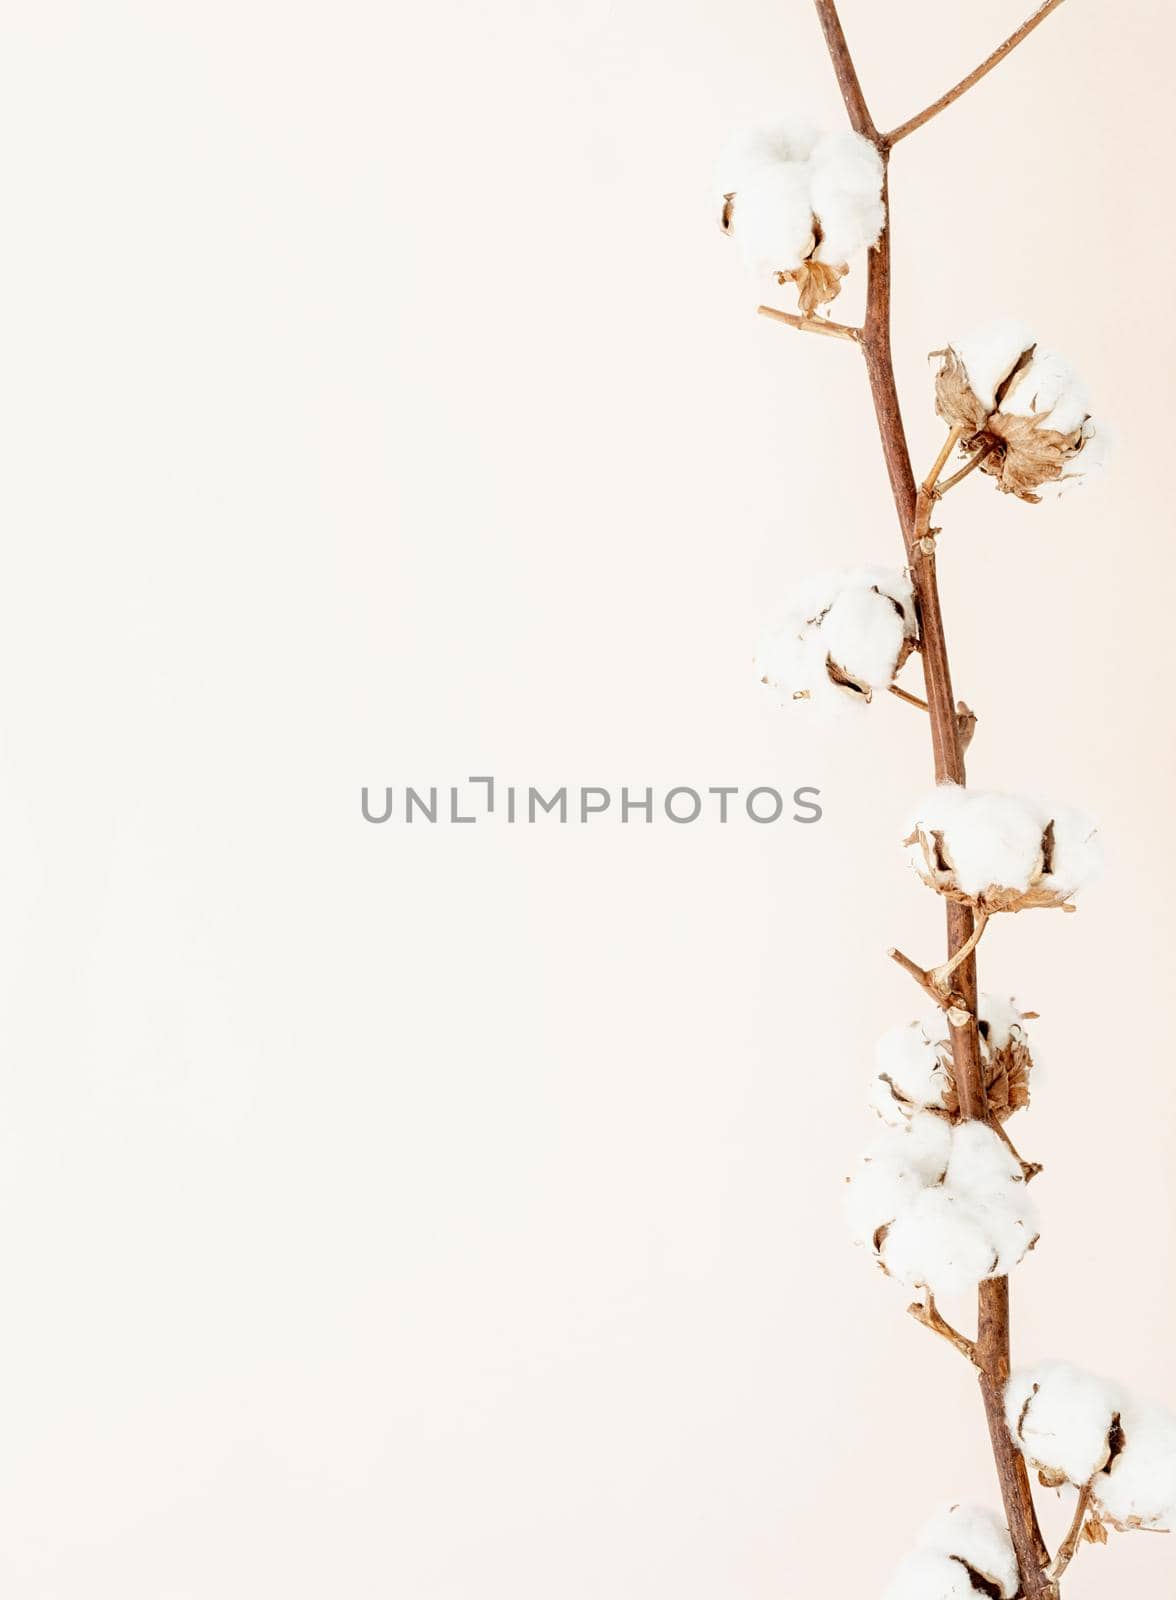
811;3;1057;1594
885;0;1070;147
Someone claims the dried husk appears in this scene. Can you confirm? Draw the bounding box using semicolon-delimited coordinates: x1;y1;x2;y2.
777;256;847;316
933;346;991;435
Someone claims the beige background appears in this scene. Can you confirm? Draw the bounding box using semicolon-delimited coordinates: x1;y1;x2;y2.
1;1;1172;1595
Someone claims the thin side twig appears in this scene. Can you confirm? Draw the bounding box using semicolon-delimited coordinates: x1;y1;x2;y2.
885;0;1070;146
887;946;961;1014
988;1117;1044;1183
922;422;966;495
889;682;929;712
935;441;996;497
908;1292;978;1365
1049;1485;1093;1583
928;909;989;991
756;305;861;342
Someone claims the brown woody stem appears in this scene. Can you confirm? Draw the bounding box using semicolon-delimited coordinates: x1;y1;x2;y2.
811;3;1055;1594
885;0;1070;146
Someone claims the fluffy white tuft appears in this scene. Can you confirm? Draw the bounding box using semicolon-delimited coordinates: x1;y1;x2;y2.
905;784;1101;903
872;1018;951;1122
871;996;1034;1124
1093;1395;1176;1530
906;784;1044;898
1005;1361;1124;1487
846;1115;1037;1299
950;320;1036;413
1042;804;1103;896
977;994;1027;1054
918;1505;1019;1599
882;1550;984;1600
717;121;883;275
756;566;915;718
807;130;885;262
1002;346;1090;436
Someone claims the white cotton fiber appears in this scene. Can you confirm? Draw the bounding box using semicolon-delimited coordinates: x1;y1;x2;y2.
918;1505;1019;1599
951;320;1036;414
844;1115;952;1246
1093;1396;1176;1530
881;1189;1001;1299
937;791;1046;898
716;120;819;192
907;785;1045;898
872;1019;950;1122
717;119;883;275
870;997;1034;1124
882;1550;980;1600
1005;1361;1123;1487
819;586;907;687
846;1116;1036;1299
1002;346;1090;437
807;129;885;262
946;1119;1024;1193
724;166;816;275
977;994;1026;1054
1041;805;1103;896
756;566;915;716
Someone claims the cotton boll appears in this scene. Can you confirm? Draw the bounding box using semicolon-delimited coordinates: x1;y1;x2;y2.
882;1550;978;1600
904;783;971;884
1093;1397;1176;1530
881;1188;1000;1299
808;129;884;263
819;587;907;689
850;1113;1038;1296
871;999;1035;1126
977;994;1027;1054
918;1505;1019;1599
724;166;816;275
1006;1362;1124;1487
1042;805;1102;897
945;1123;1038;1274
938;791;1046;898
951;320;1037;413
981;1189;1040;1276
946;1120;1024;1194
845;1114;951;1248
757;566;915;714
716;121;820;276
